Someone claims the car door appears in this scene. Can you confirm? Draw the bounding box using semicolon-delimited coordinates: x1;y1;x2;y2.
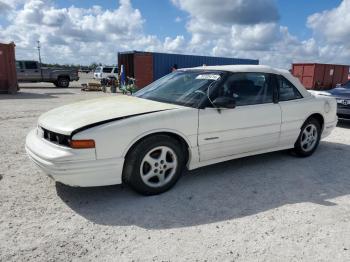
198;72;281;162
275;74;309;147
23;61;41;81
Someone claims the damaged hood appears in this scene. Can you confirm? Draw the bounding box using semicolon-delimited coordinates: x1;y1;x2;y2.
38;95;182;135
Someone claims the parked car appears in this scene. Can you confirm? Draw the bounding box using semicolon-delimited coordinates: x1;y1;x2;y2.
310;80;350;119
16;60;79;88
79;67;90;73
25;65;337;195
93;66;118;80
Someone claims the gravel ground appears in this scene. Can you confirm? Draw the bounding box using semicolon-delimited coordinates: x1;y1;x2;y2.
1;86;350;261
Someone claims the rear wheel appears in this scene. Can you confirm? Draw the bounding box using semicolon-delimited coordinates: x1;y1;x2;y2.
56;77;70;88
293;118;321;157
123;135;186;195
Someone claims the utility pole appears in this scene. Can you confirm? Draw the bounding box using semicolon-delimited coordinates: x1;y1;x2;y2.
37;40;42;66
37;40;43;79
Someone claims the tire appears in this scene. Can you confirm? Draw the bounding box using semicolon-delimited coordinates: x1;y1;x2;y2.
57;77;70;88
123;135;186;195
293;118;321;157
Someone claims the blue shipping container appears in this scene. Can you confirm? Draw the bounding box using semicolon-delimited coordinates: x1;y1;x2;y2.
152;52;259;81
118;51;259;88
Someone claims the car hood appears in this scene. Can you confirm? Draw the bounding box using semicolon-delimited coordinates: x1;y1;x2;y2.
329;88;350;98
38;96;182;135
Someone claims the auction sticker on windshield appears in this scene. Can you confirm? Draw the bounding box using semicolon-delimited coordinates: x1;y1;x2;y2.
196;74;221;80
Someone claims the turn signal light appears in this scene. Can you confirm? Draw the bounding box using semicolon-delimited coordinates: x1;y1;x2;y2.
69;139;95;149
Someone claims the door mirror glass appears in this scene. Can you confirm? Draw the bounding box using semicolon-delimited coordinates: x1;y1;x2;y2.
212;96;236;109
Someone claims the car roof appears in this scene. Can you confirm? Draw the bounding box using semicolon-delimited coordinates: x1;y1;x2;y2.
182;65;289;75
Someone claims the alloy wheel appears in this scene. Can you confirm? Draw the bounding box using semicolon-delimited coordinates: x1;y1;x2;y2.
301;123;318;152
140;146;178;188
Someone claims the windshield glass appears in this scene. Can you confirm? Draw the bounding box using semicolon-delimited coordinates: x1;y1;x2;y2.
103;67;113;73
134;70;224;107
94;67;102;73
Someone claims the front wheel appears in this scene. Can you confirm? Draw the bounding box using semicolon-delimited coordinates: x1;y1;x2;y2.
123;135;186;195
293;118;321;157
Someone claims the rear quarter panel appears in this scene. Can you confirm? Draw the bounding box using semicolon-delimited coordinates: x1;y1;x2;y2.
279;96;337;146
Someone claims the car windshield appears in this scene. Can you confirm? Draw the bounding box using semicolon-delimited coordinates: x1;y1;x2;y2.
95;67;102;73
134;70;224;107
103;67;113;73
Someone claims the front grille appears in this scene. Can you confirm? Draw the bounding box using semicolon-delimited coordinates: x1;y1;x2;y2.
338;103;350;109
41;127;70;147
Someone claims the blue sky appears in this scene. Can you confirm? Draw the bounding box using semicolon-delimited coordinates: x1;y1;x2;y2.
0;0;348;67
51;0;342;40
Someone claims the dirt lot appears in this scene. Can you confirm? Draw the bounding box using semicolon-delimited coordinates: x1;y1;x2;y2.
1;86;350;261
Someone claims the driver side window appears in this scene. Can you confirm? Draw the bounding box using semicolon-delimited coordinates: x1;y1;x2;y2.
218;72;273;106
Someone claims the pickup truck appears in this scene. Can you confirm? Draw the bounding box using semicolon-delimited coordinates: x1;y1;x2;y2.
16;60;79;88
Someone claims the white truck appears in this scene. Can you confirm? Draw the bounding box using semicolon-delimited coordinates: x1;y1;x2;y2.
93;66;118;80
16;60;79;88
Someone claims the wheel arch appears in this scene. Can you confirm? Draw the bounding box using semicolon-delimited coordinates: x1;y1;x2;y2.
123;130;192;166
57;74;70;81
304;113;325;131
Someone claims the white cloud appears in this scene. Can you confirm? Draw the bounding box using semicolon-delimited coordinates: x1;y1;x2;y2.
0;1;12;15
171;0;350;68
171;0;279;25
307;0;350;45
1;0;349;68
163;35;185;52
0;0;163;65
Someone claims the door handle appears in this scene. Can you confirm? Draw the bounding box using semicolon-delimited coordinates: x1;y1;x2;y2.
20;70;25;72
34;70;39;72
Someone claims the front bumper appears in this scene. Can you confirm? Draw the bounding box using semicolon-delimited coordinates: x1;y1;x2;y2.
25;129;124;187
337;108;350;119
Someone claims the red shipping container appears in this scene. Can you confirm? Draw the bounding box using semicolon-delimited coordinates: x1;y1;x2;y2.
292;63;349;90
0;42;18;94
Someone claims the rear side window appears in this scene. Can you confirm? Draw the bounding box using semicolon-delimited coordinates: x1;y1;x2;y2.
24;61;38;69
103;67;113;73
277;75;302;101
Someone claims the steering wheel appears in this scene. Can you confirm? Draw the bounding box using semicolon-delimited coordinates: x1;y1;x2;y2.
194;90;206;96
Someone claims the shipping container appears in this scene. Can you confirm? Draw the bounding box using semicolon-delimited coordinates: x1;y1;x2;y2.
292;63;349;90
0;42;18;94
118;51;259;88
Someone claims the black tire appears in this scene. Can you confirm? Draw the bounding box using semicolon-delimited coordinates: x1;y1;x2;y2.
293;118;321;157
57;77;70;88
123;135;186;195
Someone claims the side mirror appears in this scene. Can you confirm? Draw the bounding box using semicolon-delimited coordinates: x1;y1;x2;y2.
212;96;236;109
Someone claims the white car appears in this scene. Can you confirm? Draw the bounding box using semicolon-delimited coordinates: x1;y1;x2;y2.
26;65;338;195
93;66;118;80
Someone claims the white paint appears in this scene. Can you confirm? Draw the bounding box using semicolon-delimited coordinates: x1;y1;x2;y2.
26;65;338;187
